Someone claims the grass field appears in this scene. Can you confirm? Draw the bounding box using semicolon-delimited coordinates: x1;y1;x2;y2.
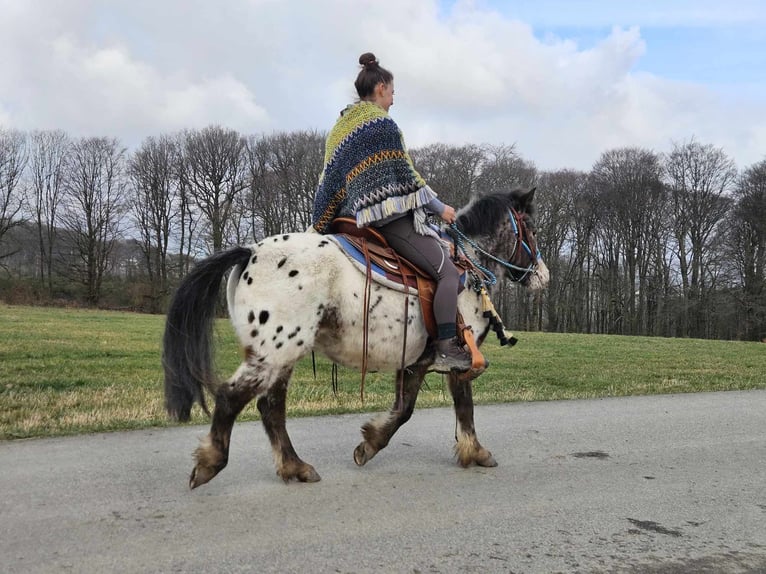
1;303;765;440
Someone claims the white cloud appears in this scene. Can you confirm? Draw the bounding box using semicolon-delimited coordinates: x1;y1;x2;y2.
0;0;764;170
1;32;269;143
160;76;269;131
493;0;766;28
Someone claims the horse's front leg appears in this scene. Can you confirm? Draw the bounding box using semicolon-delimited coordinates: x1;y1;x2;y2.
257;369;320;483
353;363;428;466
448;371;497;468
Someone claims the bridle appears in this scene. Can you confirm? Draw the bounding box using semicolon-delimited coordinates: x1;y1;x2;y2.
447;208;542;291
508;207;542;277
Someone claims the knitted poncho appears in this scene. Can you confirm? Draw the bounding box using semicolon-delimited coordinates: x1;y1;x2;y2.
312;101;437;233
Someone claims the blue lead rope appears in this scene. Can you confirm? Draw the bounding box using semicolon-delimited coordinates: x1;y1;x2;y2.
447;224;498;291
447;220;540;289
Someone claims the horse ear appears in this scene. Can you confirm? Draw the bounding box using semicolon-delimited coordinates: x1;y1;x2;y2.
513;186;536;210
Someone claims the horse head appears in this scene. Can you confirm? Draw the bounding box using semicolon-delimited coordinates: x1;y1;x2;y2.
453;187;550;292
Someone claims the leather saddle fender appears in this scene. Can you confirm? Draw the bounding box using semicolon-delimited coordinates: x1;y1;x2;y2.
328;217;442;339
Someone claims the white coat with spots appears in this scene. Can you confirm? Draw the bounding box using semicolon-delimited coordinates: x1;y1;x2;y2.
162;188;549;487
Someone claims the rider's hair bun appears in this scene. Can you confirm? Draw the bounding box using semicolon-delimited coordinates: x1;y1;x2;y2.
359;52;378;68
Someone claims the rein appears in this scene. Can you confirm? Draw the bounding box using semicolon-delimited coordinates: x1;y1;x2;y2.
447;208;541;290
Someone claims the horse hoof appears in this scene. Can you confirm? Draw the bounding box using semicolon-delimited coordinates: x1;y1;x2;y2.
353;443;367;466
278;462;322;483
299;465;321;483
189;465;218;489
353;442;376;466
477;451;498;468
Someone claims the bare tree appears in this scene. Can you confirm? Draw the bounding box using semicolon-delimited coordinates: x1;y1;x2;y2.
180;125;248;253
568;178;602;333
28;130;69;294
476;144;537;195
643;189;676;337
244;130;324;238
238;135;271;241
534;169;589;332
60;137;128;305
728;159;766;340
0;129;28;266
174;141;202;278
280;130;324;232
664;139;737;337
410;143;484;207
127;135;180;311
591;147;665;334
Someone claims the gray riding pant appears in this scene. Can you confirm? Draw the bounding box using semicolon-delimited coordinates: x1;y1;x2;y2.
376;214;460;339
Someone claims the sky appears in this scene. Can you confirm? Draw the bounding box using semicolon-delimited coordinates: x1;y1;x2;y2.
1;0;764;172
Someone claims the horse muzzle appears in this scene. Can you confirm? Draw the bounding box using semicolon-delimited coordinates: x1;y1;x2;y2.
526;259;550;292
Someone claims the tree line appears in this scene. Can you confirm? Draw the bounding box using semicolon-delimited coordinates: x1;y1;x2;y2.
0;126;764;341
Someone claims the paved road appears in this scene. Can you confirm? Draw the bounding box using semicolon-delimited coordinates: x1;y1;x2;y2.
1;391;765;573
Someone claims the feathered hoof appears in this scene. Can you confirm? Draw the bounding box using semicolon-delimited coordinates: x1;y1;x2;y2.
353;441;377;466
189;464;219;489
455;438;498;468
277;461;321;483
189;436;225;489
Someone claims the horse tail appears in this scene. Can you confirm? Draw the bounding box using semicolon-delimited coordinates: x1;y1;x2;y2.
162;246;253;421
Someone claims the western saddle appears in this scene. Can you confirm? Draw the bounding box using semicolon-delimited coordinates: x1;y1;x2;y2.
328;217;486;373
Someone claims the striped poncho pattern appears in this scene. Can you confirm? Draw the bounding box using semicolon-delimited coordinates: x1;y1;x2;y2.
312;101;437;233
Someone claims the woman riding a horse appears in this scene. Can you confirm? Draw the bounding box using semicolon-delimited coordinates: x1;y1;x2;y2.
162;54;550;488
312;52;471;373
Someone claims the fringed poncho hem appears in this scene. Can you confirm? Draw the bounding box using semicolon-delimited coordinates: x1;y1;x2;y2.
312;102;435;234
354;184;436;227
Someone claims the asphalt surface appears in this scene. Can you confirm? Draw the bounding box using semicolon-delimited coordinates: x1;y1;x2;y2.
1;390;765;574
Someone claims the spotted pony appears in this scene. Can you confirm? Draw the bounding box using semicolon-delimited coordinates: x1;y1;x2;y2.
162;187;549;487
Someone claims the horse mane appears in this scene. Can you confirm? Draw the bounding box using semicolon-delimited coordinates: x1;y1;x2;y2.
456;189;534;236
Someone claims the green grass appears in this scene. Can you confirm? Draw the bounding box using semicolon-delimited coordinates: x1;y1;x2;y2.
1;303;765;439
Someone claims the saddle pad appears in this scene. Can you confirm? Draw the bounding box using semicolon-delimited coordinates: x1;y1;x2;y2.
327;235;418;295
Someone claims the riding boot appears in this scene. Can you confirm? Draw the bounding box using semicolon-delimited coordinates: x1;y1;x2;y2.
432;337;472;373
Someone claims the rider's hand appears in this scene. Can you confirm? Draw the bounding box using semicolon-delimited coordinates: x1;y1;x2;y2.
440;205;457;224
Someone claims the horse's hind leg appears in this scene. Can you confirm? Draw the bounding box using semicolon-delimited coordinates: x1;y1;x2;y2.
353;364;427;466
257;368;320;483
190;364;259;489
448;371;497;467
